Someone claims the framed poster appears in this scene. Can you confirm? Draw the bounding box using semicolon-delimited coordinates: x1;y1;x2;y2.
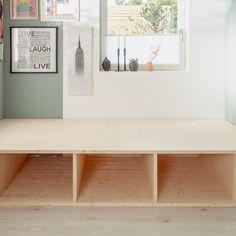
10;0;38;19
0;0;3;39
10;27;58;73
41;0;79;21
63;23;93;96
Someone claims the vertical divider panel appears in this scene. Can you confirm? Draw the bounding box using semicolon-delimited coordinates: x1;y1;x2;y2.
73;153;86;202
233;154;236;202
143;153;158;203
0;154;27;196
155;154;158;202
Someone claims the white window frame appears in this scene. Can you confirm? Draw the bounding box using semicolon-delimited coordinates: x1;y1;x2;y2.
100;0;188;72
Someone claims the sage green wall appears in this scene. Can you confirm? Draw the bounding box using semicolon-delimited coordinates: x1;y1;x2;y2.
0;62;3;119
3;1;63;118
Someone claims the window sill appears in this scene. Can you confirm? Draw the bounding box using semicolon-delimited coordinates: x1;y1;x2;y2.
99;64;186;73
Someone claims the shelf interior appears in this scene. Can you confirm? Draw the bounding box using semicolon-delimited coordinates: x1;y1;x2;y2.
0;154;73;205
158;154;234;204
0;152;235;206
77;154;154;203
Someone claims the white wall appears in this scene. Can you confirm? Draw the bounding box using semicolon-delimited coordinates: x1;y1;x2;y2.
226;0;236;125
63;0;227;119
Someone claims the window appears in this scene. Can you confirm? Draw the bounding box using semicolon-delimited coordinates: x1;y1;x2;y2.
100;0;187;71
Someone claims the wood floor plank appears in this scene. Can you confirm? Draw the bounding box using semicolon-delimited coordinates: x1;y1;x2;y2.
0;207;236;236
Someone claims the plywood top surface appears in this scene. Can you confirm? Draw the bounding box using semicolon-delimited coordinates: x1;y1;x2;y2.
0;119;236;153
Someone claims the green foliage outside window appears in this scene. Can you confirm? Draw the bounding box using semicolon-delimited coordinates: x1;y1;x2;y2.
116;0;143;5
113;0;177;34
140;0;177;34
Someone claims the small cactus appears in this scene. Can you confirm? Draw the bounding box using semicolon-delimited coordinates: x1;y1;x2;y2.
129;58;139;65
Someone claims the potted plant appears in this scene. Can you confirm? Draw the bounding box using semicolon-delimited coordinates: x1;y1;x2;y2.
129;58;139;72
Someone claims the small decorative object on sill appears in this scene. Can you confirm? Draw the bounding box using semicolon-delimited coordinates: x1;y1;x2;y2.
146;44;162;72
117;35;120;71
124;36;127;71
129;58;139;72
146;61;153;72
102;57;111;71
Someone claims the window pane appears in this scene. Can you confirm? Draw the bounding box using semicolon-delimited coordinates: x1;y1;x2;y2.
107;0;178;35
104;35;180;65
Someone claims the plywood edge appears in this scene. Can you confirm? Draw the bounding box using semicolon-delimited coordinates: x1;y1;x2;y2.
143;153;158;203
1;202;236;207
155;154;158;202
73;153;86;202
233;153;236;202
152;153;158;202
0;154;28;196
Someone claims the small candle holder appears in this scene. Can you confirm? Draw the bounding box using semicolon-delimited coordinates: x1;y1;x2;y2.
117;48;120;71
124;48;127;71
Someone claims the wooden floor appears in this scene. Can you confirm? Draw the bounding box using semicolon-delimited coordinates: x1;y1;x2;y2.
0;207;236;236
0;119;236;153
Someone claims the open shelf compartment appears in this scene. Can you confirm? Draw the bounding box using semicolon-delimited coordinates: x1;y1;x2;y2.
73;154;157;204
158;154;236;204
1;152;235;206
0;154;73;206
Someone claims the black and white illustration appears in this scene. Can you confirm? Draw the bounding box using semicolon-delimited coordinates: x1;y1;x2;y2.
75;35;84;76
64;23;93;96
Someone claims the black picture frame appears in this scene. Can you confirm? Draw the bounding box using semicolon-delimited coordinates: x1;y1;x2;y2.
10;26;58;74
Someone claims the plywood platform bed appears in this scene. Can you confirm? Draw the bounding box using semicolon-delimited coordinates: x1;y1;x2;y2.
0;119;236;207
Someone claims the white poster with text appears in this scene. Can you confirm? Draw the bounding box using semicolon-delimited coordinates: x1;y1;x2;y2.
11;27;57;73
